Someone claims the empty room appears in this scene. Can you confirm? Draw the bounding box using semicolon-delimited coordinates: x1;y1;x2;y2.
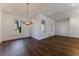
0;3;79;56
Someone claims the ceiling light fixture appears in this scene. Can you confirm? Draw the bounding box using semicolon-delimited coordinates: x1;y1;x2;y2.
8;8;12;11
71;14;75;17
21;3;32;25
72;4;75;7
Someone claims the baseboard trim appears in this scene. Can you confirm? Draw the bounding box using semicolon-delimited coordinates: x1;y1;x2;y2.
55;35;79;39
1;37;33;43
1;35;79;43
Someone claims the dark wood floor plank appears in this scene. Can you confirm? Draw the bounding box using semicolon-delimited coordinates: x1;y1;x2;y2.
0;35;79;56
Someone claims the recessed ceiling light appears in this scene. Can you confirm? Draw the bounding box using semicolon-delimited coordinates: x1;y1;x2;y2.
71;14;75;17
8;8;12;11
72;4;75;7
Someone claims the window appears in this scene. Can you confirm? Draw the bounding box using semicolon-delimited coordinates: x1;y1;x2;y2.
41;20;45;32
14;20;21;34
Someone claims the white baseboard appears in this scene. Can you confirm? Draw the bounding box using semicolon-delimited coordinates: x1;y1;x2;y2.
32;35;55;40
68;36;79;38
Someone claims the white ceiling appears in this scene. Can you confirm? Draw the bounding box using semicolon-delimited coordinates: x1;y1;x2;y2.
0;3;79;18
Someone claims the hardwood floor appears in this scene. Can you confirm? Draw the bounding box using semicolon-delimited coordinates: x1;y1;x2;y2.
0;35;79;56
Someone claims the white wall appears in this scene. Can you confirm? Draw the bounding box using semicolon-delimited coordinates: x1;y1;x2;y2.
1;8;79;42
53;8;79;38
55;16;79;38
14;17;30;38
0;12;1;43
2;13;14;41
1;12;55;41
1;13;79;42
1;13;30;41
51;20;55;36
21;23;30;37
55;18;69;36
69;16;79;38
31;15;55;40
31;17;41;40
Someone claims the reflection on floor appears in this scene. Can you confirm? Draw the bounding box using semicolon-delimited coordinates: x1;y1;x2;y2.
0;35;79;56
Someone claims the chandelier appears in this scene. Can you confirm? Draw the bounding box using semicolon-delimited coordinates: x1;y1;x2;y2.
22;3;32;25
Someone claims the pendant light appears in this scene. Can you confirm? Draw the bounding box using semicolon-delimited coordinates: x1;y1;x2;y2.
26;3;32;25
22;3;32;25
